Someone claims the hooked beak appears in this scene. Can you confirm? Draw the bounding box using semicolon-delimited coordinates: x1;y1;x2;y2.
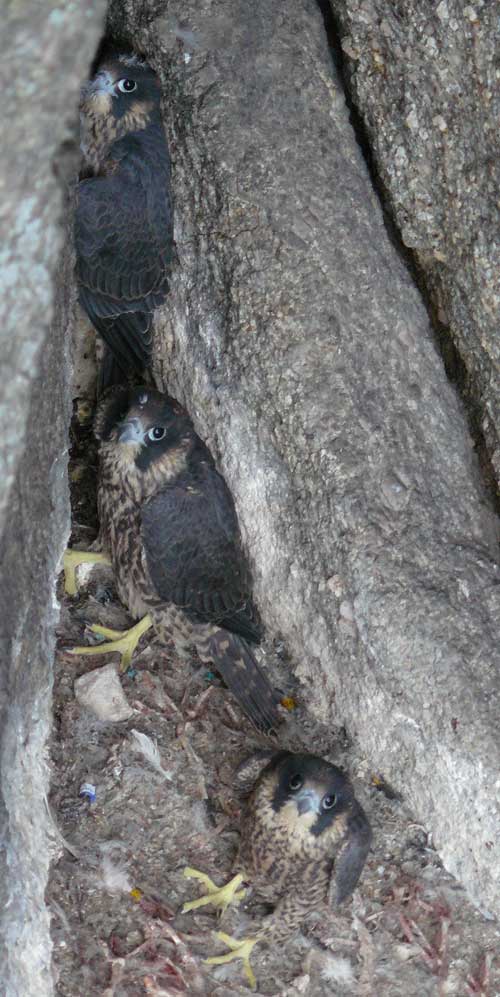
294;788;321;816
80;71;116;104
118;417;144;445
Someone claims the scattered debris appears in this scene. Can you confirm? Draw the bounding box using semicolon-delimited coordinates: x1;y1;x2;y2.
178;734;208;800
466;951;493;995
79;781;97;802
371;774;402;802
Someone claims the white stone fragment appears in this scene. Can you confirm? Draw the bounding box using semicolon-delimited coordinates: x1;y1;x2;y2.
433;114;448;131
74;663;134;722
463;6;479;22
405;109;419;130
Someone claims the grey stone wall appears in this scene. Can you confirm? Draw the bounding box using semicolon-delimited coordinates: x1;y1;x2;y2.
0;4;105;995
1;4;499;994
329;0;500;488
108;0;500;915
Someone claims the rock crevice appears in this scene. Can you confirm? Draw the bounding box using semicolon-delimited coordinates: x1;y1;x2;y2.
111;0;500;913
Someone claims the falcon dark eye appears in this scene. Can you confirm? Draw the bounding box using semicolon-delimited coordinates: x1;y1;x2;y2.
322;793;336;810
147;426;166;441
288;774;303;791
117;78;137;93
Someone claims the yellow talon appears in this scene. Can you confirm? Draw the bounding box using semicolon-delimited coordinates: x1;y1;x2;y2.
206;931;258;990
182;868;246;914
69;614;153;671
63;549;111;596
90;624;132;640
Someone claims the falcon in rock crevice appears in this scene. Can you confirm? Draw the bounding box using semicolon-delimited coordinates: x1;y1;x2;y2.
182;750;372;989
75;54;173;389
64;386;281;734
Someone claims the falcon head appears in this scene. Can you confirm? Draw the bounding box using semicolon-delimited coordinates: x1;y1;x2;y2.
80;55;162;156
81;54;161;118
267;752;372;902
95;386;194;495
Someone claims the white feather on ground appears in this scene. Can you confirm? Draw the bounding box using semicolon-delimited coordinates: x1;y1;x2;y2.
100;854;133;894
320;954;356;985
130;728;172;781
43;795;80;859
50;899;72;935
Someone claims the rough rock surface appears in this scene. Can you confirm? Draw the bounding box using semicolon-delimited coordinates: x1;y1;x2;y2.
102;0;500;916
329;0;500;487
0;3;105;995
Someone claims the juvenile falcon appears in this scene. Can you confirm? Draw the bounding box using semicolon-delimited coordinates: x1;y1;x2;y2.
182;751;372;989
64;387;281;733
75;54;173;388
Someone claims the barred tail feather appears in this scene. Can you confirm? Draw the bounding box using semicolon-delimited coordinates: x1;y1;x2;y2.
196;628;280;734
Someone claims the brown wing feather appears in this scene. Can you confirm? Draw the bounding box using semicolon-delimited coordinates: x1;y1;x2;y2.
141;462;261;642
75;130;173;377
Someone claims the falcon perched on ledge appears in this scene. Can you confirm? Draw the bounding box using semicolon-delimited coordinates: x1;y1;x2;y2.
75;54;173;389
65;387;281;734
182;751;372;989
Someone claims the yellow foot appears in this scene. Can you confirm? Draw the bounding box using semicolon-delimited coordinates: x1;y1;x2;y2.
69;614;153;672
182;868;246;915
206;932;258;990
63;549;111;596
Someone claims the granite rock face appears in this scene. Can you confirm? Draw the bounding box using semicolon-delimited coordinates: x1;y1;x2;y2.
107;0;500;914
330;0;500;487
0;4;105;995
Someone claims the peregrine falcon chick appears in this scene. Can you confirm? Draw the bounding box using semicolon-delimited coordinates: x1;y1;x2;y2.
75;54;173;389
64;387;281;733
182;751;372;989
